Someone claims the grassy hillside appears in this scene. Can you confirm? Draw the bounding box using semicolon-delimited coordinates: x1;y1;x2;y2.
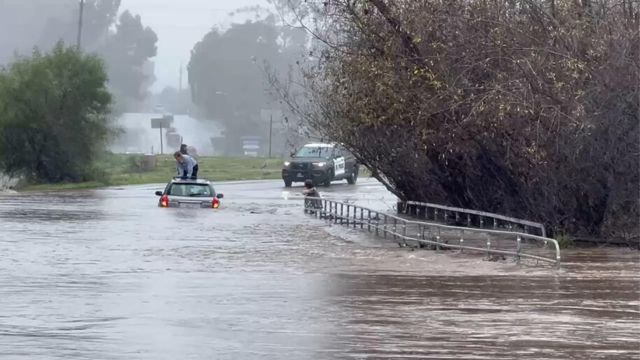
22;154;284;191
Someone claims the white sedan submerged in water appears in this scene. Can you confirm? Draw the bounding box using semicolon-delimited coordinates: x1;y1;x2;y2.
155;178;224;209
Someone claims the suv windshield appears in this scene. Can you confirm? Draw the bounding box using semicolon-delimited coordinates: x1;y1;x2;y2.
295;146;333;158
168;183;213;197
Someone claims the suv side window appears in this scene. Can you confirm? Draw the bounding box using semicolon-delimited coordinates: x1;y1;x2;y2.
337;146;352;159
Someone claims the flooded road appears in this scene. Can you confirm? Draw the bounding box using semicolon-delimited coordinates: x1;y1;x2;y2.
0;179;638;359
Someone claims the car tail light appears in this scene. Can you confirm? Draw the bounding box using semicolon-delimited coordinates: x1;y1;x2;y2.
160;195;169;207
212;198;220;209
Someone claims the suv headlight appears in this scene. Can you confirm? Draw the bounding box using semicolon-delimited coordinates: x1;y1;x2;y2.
283;161;290;167
312;162;326;167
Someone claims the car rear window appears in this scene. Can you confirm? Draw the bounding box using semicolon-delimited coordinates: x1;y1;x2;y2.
168;183;213;197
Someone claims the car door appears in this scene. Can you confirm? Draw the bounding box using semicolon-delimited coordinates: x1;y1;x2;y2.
332;147;346;177
336;145;356;174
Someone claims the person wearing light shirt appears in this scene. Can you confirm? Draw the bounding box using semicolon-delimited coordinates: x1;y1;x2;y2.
174;151;198;179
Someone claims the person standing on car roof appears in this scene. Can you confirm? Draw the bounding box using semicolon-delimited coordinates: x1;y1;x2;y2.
174;151;199;179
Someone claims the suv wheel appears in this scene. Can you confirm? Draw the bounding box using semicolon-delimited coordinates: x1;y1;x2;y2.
347;166;359;185
284;179;292;187
323;171;333;187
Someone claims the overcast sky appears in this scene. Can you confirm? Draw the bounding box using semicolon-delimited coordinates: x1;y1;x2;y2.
120;0;270;93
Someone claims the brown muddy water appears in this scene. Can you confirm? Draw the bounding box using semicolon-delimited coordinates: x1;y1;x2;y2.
0;179;638;359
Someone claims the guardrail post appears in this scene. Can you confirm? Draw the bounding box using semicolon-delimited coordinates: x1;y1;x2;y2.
393;218;397;240
467;214;471;227
368;210;372;232
346;205;350;226
455;212;460;224
486;236;491;259
493;218;497;229
515;235;521;264
326;201;330;221
334;202;338;224
352;206;356;228
436;235;441;252
444;211;448;224
399;201;406;215
480;217;484;229
459;231;464;253
360;208;364;229
403;223;407;246
352;205;356;227
434;209;438;222
324;201;331;222
383;215;388;238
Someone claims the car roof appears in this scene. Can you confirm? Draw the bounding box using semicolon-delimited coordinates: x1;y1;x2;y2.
170;178;212;185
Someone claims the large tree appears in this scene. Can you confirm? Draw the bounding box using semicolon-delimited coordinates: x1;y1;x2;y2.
188;14;308;154
0;43;113;182
274;0;639;242
99;10;158;112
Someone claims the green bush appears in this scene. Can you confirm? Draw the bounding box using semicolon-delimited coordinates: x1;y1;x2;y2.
127;155;146;173
555;234;576;249
0;42;113;183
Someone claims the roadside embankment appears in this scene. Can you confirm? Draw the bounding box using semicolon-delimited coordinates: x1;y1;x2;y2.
17;154;284;192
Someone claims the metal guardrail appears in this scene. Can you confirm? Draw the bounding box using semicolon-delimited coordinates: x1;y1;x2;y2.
398;201;547;237
304;198;561;268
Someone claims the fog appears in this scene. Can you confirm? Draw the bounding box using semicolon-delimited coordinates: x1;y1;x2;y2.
0;0;269;90
120;0;270;91
110;113;225;156
0;0;304;157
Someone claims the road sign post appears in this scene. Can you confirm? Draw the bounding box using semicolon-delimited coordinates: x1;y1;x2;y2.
151;115;173;155
261;109;282;158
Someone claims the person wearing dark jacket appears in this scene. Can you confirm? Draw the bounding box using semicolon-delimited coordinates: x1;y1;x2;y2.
180;143;188;155
302;179;322;213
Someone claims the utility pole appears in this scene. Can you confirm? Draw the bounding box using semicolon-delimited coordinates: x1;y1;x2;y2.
179;63;183;92
76;0;85;50
268;112;273;158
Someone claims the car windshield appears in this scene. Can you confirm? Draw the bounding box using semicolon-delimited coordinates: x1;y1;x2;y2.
168;183;213;197
295;146;332;158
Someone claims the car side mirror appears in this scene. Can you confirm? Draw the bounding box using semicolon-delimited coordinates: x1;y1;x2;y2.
155;191;163;196
216;193;224;199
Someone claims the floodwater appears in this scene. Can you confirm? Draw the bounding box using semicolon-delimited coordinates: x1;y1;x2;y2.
0;179;638;359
